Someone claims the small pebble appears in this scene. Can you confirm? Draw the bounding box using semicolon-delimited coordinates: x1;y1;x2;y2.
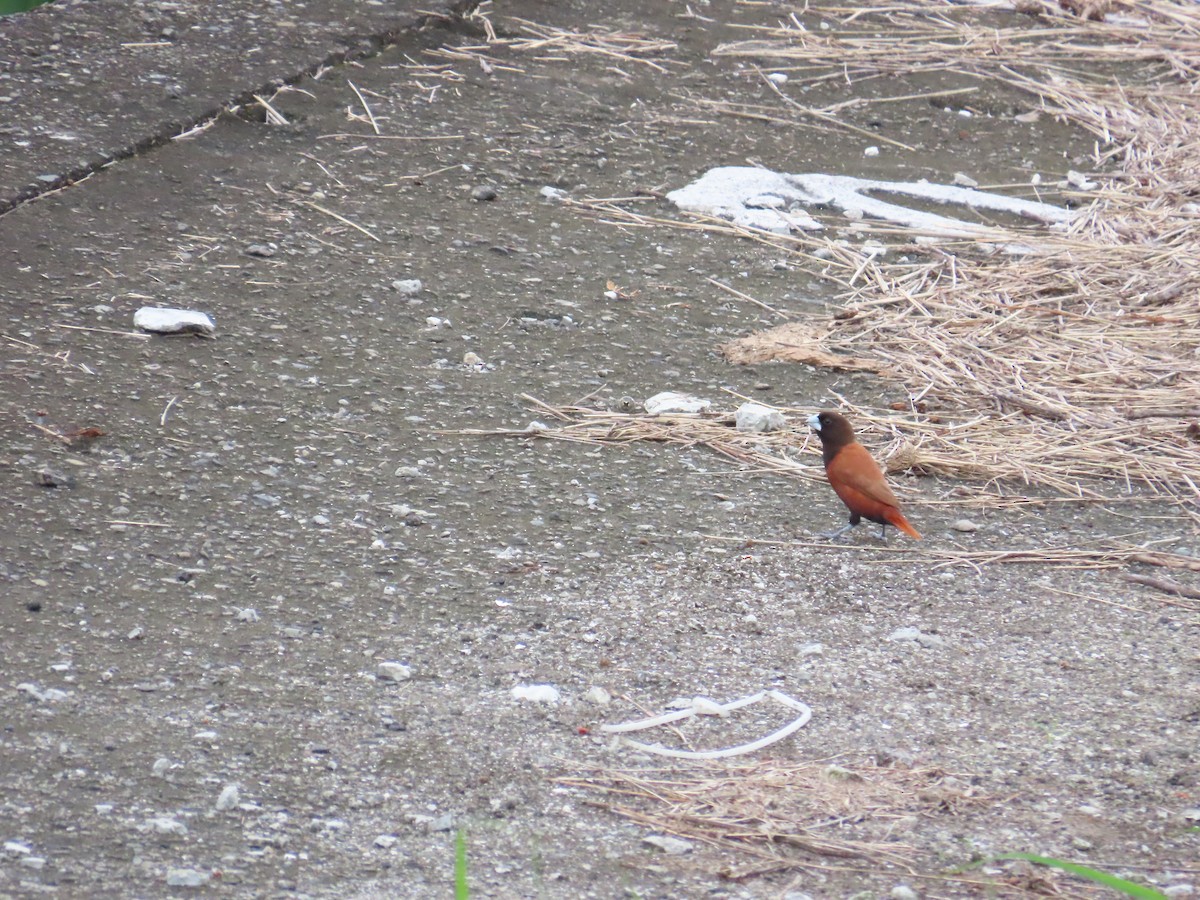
888;627;945;648
584;686;611;706
767;72;789;85
377;662;413;682
643;834;693;855
863;145;880;157
1066;170;1097;190
215;784;240;811
312;514;331;526
691;697;726;716
144;816;188;836
392;278;422;295
243;243;276;258
35;468;73;489
166;868;210;887
891;886;919;900
950;518;979;532
374;834;398;849
472;185;498;201
953;172;979;188
511;684;560;704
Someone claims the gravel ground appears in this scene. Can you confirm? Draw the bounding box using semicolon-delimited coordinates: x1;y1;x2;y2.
1;0;1198;897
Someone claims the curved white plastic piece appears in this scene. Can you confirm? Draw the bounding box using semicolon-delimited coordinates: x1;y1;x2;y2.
600;690;812;760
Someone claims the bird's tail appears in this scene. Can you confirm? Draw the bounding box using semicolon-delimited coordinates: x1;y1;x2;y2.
884;508;922;540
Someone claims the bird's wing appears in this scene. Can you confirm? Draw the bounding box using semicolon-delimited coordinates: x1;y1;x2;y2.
826;442;902;509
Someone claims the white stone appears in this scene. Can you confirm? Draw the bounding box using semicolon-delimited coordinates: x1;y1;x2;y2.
377;662;413;682
215;784;240;811
1066;170;1098;190
584;686;612;706
735;402;786;433
643;834;694;854
392;279;423;295
133;307;215;335
511;684;561;704
691;697;727;717
144;816;188;836
864;145;880;157
374;834;398;849
166;868;210;887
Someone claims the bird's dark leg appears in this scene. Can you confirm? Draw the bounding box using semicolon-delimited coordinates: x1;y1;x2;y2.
878;523;888;542
818;513;859;541
818;522;856;540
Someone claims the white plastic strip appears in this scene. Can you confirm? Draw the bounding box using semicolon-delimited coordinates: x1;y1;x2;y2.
600;690;812;760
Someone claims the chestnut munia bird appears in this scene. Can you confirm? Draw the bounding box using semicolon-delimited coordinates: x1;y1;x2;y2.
807;411;921;541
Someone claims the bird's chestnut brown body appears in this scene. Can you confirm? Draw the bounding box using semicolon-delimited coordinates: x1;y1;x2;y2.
807;411;921;541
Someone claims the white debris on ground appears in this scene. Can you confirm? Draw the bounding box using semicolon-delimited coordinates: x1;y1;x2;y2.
666;165;1071;239
643;391;712;415
133;306;216;335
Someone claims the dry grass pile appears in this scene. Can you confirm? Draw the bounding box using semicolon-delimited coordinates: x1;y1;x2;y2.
559;756;987;879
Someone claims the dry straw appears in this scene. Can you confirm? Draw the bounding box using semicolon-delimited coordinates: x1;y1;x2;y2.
559;757;989;880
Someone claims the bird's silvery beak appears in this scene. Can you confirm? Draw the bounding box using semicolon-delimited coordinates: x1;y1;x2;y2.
806;414;821;431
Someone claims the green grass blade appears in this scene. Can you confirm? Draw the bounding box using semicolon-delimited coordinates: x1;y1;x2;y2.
0;0;50;14
995;853;1167;899
454;829;470;900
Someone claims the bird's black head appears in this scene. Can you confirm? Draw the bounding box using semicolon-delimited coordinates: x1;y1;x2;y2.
807;410;856;456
